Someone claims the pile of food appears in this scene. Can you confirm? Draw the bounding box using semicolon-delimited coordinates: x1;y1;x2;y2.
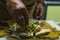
18;21;52;38
0;20;60;40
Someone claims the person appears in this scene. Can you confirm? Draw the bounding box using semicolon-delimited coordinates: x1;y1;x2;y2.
22;0;44;20
0;0;44;26
7;0;29;26
0;0;29;26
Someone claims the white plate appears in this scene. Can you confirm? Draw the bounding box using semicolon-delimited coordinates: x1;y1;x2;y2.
46;20;60;30
0;36;7;40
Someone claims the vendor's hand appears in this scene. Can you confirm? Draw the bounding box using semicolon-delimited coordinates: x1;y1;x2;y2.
35;15;43;19
40;13;44;17
36;14;43;18
35;16;41;20
36;16;40;19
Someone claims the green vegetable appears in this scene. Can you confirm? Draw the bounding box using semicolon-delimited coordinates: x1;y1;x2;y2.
26;23;37;30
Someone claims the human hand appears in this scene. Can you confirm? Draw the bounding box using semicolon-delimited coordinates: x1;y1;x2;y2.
35;14;43;20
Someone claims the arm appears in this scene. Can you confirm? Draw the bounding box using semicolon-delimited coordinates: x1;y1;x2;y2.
36;3;44;19
39;3;44;17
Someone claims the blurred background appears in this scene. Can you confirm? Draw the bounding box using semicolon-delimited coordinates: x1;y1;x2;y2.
44;0;60;22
